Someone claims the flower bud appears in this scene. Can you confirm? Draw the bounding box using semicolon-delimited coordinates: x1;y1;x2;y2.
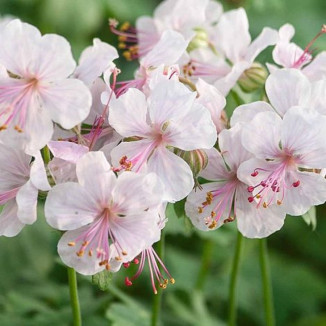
238;62;268;93
187;28;210;52
174;148;208;177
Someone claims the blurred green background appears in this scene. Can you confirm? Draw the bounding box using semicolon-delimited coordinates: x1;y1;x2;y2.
0;0;326;325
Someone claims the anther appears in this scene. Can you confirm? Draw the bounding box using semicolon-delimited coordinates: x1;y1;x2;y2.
133;258;139;264
0;125;7;131
115;256;122;261
123;262;130;268
277;200;282;205
247;186;254;192
14;125;23;133
208;220;217;229
292;180;300;187
263;202;268;208
125;277;133;286
122;250;128;256
68;242;76;246
198;207;203;214
105;263;111;271
248;196;254;203
251;171;258;177
76;250;84;257
170;278;175;284
88;250;93;257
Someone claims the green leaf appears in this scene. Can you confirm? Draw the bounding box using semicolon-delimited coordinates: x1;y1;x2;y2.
92;269;113;291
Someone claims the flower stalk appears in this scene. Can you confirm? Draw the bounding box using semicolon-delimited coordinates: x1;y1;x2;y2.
259;238;275;326
228;232;244;326
67;267;82;326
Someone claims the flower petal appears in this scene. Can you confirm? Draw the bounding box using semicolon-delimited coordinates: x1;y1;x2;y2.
76;151;117;206
41;78;92;129
112;172;163;214
74;38;118;86
241;111;282;159
140;30;188;68
58;226;105;275
30;151;51;191
302;52;326;81
236;184;285;238
265;69;311;117
0;199;25;237
147;147;194;202
230;101;274;127
48;141;89;163
215;8;250;63
219;124;252;171
44;182;99;230
166;102;217;150
281;107;326;168
16;180;38;224
245;27;278;63
148;80;196;125
282;171;326;216
109;88;151;138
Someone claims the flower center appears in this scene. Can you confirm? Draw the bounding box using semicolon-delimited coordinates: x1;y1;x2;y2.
67;207;128;270
247;153;300;208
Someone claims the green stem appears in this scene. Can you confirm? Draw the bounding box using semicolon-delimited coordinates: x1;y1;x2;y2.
230;89;244;107
195;239;214;291
67;267;82;326
259;238;275;326
151;231;165;326
228;232;244;326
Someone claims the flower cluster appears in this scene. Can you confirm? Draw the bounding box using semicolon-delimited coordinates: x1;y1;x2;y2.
1;1;326;293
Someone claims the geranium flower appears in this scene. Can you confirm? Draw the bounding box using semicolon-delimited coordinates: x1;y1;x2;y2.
0;19;91;152
109;80;217;202
45;151;163;275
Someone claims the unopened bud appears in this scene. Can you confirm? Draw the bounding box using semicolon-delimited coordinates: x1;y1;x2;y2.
174;148;208;177
187;27;210;52
238;62;268;93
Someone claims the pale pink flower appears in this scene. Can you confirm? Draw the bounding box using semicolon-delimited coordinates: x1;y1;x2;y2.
0;20;92;152
185;125;285;238
268;24;326;81
183;8;278;95
0;140;50;236
238;107;326;216
109;80;217;202
44;151;163;275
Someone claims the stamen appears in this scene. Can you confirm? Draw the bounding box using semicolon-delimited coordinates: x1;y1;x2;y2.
292;180;300;187
292;25;326;68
